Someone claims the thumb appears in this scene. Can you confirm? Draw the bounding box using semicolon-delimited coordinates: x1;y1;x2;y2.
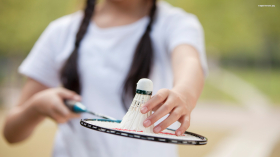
56;87;81;101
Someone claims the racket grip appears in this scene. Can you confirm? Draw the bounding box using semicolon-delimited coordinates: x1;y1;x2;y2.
64;100;87;113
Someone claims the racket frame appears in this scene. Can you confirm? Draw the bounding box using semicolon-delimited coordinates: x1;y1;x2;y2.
80;119;207;145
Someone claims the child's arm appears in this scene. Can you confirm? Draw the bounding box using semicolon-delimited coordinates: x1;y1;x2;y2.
3;78;81;143
140;44;204;136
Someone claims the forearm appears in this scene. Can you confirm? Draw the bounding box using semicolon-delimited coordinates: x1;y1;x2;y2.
171;45;204;110
4;96;45;143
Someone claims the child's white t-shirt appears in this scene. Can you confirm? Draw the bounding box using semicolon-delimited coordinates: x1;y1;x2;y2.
19;1;208;157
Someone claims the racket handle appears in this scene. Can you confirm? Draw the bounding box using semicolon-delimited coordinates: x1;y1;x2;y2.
64;100;87;113
64;100;118;120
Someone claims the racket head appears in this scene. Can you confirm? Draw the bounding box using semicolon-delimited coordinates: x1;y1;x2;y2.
80;119;207;145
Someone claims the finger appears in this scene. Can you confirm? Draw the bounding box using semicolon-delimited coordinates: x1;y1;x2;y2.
176;115;190;136
55;98;80;119
57;88;81;101
51;106;80;123
153;107;182;133
53;98;72;117
143;97;175;127
152;102;164;112
49;108;68;123
69;112;81;118
141;89;169;114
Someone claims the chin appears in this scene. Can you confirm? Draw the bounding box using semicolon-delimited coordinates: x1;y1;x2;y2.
108;0;124;1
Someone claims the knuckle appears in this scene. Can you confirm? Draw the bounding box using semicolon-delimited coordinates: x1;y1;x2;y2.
157;89;169;97
54;116;61;123
50;102;57;110
160;122;169;128
172;110;182;117
180;123;189;131
183;120;190;128
171;93;183;102
56;87;63;92
71;90;77;95
185;118;190;124
52;99;61;107
173;95;180;101
161;88;169;93
181;125;188;131
57;117;67;123
149;114;160;123
72;114;80;118
67;90;75;95
148;116;156;124
156;93;165;100
65;115;72;120
56;119;62;123
180;106;188;115
163;103;172;111
62;111;71;117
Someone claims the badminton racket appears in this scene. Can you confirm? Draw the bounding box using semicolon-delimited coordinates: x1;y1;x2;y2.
65;100;207;145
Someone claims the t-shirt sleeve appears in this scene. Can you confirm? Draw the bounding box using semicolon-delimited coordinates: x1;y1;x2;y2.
18;22;61;87
166;13;208;76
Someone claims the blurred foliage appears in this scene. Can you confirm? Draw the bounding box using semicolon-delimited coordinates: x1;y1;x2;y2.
166;0;280;67
0;0;81;56
0;0;279;104
0;0;279;63
199;81;239;104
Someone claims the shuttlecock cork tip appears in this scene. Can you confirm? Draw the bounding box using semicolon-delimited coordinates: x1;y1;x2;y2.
136;78;153;92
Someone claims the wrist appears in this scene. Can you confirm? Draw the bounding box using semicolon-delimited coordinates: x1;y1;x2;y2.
171;87;197;110
28;94;46;119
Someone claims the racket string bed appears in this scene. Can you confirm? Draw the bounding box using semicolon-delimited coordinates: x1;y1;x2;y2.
80;119;207;145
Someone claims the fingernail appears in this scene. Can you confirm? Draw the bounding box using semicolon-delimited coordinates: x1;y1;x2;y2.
73;95;80;101
177;131;182;136
154;126;161;133
143;120;151;127
141;107;147;113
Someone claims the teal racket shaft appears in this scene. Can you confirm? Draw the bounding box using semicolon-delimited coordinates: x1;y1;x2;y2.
64;100;120;122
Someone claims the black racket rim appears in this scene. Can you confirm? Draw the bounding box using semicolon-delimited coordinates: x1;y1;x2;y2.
80;119;207;145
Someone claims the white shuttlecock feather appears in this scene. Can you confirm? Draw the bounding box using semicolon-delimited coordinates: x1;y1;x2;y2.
120;78;154;133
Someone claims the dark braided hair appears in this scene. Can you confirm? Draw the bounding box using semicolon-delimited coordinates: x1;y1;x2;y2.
60;0;96;94
60;0;157;109
121;0;157;108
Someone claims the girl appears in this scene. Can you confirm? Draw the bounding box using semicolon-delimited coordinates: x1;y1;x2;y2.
3;0;207;156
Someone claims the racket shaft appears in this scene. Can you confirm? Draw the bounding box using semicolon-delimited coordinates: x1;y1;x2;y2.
64;100;117;120
87;111;116;120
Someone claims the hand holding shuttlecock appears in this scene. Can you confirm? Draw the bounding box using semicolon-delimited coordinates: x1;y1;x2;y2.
120;78;154;133
80;78;208;145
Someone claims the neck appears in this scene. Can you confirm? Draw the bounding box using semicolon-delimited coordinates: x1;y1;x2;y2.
99;0;151;18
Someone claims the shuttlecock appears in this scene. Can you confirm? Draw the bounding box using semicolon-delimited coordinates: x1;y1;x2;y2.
120;78;154;133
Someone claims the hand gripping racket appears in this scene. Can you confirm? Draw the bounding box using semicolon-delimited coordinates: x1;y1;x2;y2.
64;100;119;121
65;100;207;145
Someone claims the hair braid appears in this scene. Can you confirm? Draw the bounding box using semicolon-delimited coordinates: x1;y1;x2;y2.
60;0;157;110
60;0;96;94
122;0;157;109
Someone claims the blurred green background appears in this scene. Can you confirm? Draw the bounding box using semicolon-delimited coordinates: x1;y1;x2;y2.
0;0;279;105
0;0;280;157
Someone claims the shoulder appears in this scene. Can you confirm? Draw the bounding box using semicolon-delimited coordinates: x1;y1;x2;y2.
46;11;83;34
156;1;203;30
38;11;83;53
